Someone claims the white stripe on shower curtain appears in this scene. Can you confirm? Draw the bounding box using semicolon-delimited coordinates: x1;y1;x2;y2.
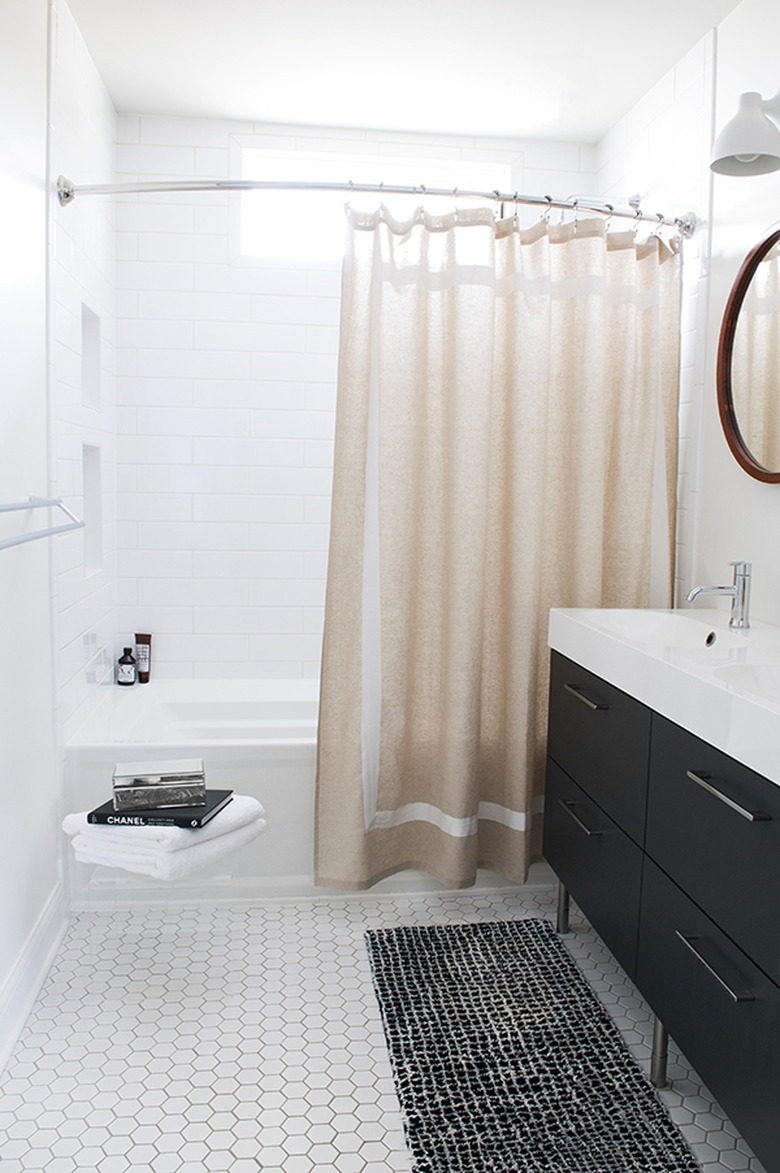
316;205;681;890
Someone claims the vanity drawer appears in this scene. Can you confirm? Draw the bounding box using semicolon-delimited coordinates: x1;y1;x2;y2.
646;714;780;983
543;759;643;980
637;859;780;1173
547;651;651;843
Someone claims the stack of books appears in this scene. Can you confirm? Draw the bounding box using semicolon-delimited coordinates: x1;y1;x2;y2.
88;788;234;829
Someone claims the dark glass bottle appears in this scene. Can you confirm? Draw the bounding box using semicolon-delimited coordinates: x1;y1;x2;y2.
117;647;137;686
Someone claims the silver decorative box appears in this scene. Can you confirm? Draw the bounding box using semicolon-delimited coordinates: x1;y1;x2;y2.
112;758;207;812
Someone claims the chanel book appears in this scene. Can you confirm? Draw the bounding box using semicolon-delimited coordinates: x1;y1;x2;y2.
88;789;233;828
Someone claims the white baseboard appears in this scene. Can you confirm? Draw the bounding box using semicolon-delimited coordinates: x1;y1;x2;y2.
0;881;68;1073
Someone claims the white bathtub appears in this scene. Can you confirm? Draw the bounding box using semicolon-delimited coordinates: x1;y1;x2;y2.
63;678;539;907
64;679;319;906
82;677;320;746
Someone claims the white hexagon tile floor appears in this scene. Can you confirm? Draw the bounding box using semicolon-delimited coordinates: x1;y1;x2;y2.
0;882;769;1172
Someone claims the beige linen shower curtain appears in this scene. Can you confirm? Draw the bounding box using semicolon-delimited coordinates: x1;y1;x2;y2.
316;206;681;890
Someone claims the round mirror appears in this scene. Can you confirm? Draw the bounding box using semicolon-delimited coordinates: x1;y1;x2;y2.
717;227;780;482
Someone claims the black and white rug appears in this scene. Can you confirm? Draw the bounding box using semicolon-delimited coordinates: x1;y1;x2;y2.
365;917;700;1173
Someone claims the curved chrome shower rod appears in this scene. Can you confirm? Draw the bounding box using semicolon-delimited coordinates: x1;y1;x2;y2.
56;176;697;237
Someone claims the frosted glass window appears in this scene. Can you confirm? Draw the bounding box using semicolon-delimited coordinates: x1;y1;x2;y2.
81;304;101;409
240;150;512;262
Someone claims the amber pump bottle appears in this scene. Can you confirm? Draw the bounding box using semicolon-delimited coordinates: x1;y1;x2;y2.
117;647;137;686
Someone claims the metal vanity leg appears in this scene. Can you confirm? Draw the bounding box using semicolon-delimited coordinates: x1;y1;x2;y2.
650;1017;669;1088
556;881;570;934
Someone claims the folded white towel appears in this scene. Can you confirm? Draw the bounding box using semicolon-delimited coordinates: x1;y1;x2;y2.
71;816;267;881
63;794;264;852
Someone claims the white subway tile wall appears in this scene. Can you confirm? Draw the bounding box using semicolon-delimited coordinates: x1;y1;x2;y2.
51;20;707;692
114;117;596;679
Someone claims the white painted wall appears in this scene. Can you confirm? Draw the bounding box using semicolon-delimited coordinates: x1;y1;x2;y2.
0;0;66;1066
694;0;780;626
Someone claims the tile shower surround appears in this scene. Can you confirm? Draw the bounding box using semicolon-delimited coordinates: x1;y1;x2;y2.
105;94;708;684
108;23;713;685
50;13;713;723
110;116;597;683
0;885;766;1173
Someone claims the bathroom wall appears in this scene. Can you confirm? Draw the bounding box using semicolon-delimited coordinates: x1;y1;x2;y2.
49;0;117;741
694;0;780;626
0;0;66;1067
112;119;598;680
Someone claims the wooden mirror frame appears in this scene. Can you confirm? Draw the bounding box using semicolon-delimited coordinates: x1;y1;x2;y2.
716;227;780;483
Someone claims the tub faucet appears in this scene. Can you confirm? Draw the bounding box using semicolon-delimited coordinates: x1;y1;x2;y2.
686;561;752;629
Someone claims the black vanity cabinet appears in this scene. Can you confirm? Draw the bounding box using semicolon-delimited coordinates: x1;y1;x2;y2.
639;715;780;1170
543;649;780;1173
637;857;780;1170
644;714;780;984
543;652;650;980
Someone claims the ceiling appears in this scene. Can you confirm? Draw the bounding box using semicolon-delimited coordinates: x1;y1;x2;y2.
67;0;742;144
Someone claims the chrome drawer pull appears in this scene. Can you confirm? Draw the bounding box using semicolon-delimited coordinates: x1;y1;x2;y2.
685;770;771;822
563;683;610;711
674;931;755;1003
558;799;603;837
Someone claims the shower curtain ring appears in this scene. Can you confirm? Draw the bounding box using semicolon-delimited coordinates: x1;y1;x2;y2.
649;211;666;243
544;196;553;225
572;199;579;233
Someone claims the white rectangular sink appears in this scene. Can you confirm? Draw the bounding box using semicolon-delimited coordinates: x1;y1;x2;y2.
549;607;780;787
581;608;748;651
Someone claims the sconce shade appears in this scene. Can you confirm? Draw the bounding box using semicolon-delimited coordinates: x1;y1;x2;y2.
711;91;780;176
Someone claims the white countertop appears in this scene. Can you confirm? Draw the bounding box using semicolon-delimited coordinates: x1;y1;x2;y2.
548;607;780;787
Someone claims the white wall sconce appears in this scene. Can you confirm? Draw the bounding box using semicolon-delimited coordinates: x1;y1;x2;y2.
711;91;780;175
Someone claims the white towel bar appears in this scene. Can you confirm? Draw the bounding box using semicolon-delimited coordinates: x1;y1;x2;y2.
0;496;85;551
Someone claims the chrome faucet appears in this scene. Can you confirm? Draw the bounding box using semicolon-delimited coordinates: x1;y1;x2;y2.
686;561;752;629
